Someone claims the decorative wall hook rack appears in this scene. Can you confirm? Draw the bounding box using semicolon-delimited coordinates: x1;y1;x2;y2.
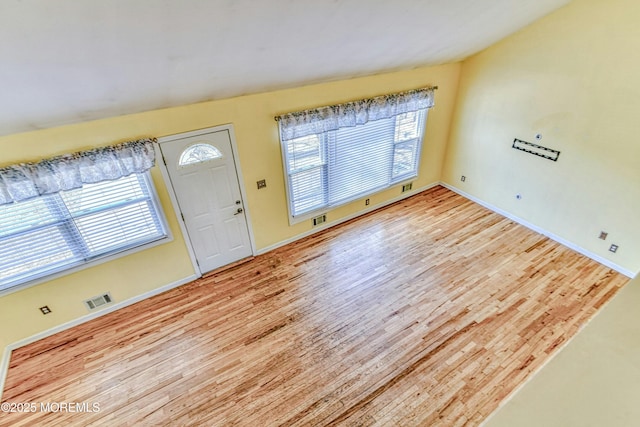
512;138;560;161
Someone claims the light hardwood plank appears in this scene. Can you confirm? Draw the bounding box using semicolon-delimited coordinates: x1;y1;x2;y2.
0;186;628;426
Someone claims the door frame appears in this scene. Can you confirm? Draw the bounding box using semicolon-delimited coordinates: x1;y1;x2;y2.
155;124;257;277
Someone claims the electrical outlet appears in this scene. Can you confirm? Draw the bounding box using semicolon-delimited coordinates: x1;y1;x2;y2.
39;306;52;315
402;183;413;193
599;231;608;240
257;179;267;189
365;198;370;206
460;175;466;182
609;244;618;253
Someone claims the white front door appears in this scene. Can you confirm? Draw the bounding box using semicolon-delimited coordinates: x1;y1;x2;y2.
159;128;252;273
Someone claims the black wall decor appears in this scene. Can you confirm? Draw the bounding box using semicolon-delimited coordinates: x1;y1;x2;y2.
512;138;560;161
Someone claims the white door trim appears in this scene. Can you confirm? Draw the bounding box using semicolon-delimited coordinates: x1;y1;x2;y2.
156;124;257;276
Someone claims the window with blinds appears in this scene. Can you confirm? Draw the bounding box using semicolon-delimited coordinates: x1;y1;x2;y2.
0;173;168;292
282;109;427;221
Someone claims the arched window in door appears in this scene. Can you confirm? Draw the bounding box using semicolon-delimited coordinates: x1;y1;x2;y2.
178;144;223;167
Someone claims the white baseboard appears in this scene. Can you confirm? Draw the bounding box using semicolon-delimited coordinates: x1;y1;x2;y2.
0;273;199;401
256;182;441;255
2;181;632;401
440;182;635;278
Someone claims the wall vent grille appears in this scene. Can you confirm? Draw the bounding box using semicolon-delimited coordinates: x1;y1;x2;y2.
312;214;327;227
84;292;113;311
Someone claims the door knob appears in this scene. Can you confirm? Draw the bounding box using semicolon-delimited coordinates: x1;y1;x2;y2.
234;208;244;215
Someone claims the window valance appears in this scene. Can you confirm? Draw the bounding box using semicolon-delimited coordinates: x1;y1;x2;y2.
275;86;436;141
0;138;157;205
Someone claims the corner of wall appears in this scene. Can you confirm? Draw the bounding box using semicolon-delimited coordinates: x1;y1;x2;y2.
435;61;465;183
436;0;640;275
0;346;11;402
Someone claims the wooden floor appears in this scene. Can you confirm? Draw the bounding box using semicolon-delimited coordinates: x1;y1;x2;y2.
0;186;628;426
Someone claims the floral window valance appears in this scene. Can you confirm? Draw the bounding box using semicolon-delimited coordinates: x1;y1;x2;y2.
0;138;157;205
275;86;436;141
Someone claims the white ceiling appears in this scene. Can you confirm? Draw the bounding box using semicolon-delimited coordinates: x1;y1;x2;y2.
0;0;570;137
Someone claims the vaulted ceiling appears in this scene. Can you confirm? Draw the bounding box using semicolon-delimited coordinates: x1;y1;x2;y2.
0;0;570;137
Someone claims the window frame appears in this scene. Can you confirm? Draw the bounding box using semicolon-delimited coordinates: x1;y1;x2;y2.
280;109;428;224
0;172;172;296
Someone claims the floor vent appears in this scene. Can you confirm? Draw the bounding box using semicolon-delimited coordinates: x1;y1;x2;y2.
84;292;113;311
312;214;327;227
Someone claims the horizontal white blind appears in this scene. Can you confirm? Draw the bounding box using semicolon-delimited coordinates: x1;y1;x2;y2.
328;116;395;205
0;173;167;291
282;110;427;219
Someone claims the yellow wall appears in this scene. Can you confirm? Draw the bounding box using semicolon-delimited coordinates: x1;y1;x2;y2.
0;64;461;360
442;0;640;275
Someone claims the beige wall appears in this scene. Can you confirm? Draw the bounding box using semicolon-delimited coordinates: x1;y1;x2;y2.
442;0;640;275
0;64;461;363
